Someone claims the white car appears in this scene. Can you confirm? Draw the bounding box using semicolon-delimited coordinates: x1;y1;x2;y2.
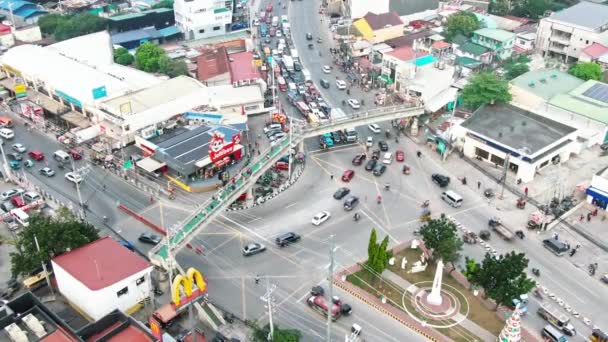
65;172;83;184
12;143;26;153
276;30;282;37
322;65;332;74
368;124;381;134
366;136;373;147
312;211;331;226
1;188;24;201
335;79;347;90
347;99;360;109
253;18;260;26
382;152;393;165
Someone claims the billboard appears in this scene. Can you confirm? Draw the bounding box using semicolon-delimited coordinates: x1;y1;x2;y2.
208;131;241;166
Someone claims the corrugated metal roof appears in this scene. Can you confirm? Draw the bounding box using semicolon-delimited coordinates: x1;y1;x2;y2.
511;69;584;101
458;41;488;56
549;1;608;30
158;25;180;37
474;28;515;42
549;80;608;124
111;27;160;44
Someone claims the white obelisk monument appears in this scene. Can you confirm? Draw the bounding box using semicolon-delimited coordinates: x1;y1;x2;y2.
427;259;444;305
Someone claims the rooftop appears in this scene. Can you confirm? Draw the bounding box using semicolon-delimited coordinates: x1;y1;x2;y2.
363;11;403;30
548;1;608;30
229;51;259;83
510;69;584;100
196;47;230;81
386;45;416;61
473;28;515;42
108;8;172;21
582;43;608;59
549;80;608;124
52;237;151;291
458;41;489;56
462;103;576;155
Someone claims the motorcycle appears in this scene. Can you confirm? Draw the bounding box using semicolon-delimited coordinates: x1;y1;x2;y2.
533;289;543;300
384;183;390;191
421;200;430;208
416;151;422;158
532;268;540;277
354;213;360;222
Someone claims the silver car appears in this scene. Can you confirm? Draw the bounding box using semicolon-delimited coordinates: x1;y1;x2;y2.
242;243;266;256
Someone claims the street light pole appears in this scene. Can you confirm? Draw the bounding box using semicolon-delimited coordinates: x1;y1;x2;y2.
326;236;336;342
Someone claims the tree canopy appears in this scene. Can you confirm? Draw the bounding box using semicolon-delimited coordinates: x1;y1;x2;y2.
465;252;536;308
38;13;107;41
568;62;603;81
489;0;552;19
461;72;512;109
251;323;301;342
419;214;463;267
135;42;189;77
114;48;135;66
152;0;174;9
10;208;99;277
366;228;391;274
444;12;481;41
504;55;531;80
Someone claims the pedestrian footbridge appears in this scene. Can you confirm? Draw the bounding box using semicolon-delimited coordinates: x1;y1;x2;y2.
149;104;424;269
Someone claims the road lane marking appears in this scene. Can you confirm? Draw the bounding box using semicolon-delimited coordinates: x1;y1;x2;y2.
285;201;298;208
361;209;400;244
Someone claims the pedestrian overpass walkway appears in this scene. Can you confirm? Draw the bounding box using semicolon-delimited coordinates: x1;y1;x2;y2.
149;104;424;269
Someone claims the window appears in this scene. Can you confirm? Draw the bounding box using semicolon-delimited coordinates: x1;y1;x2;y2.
117;287;128;297
490;154;504;166
213;26;221;31
199;29;205;33
136;276;145;286
474;147;489;160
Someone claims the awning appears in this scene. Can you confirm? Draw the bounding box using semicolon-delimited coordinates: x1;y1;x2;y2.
377;74;394;84
136;157;166;172
61;111;91;129
425;87;458;113
74;125;101;144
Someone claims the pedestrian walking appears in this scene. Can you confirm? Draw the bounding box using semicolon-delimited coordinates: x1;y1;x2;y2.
255;275;260;284
553;233;559;240
587;212;592;222
330;174;334;180
477;181;481;189
524;187;529;197
580;214;584;222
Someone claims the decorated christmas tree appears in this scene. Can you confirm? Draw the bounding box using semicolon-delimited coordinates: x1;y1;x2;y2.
498;304;522;342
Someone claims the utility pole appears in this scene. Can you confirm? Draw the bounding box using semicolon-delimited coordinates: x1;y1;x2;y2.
326;237;336;342
499;153;510;200
260;277;277;341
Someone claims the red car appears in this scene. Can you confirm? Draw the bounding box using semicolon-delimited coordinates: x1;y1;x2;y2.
396;150;405;162
266;4;273;12
28;150;45;161
275;161;289;170
341;169;354;182
69;149;82;160
352;153;366;166
11;196;25;208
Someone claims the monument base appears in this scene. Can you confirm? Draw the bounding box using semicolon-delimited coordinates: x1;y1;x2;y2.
420;292;451;314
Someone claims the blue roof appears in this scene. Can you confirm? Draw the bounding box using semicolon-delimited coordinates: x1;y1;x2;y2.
0;0;35;11
158;25;180;37
14;7;46;18
111;27;160;44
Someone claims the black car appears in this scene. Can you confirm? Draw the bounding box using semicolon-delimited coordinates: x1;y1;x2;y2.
275;232;301;247
373;164;387;176
365;159;377;171
601;142;608;151
343;196;359;211
138;233;162;245
332;132;342;144
306;33;313;40
352;153;366;166
333;187;350;199
431;174;450;187
378;141;389;151
371;149;380;160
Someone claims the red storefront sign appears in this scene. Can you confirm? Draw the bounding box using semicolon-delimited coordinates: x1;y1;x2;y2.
209;131;241;167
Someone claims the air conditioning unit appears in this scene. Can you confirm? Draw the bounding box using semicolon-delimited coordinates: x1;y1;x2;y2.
23;314;46;337
5;323;28;342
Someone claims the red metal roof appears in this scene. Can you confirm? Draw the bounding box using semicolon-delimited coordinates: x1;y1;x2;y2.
431;41;451;49
229;51;260;83
86;322;155;342
582;43;608;59
52;237;151;290
387;46;422;61
41;329;79;342
196;47;230;81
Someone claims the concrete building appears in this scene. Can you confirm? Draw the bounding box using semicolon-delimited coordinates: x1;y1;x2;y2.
471;28;515;61
536;1;608;62
344;0;390;19
455;103;578;183
587;169;608;211
510;69;584;111
51;237;153;321
0;0;47;26
514;31;536;53
353;12;404;44
174;0;233;40
579;43;608;69
452;34;493;64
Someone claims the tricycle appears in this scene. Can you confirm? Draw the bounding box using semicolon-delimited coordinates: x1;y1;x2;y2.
463;232;478;244
488;217;501;228
515;230;525;239
516;197;526;209
402;165;411;175
308;43;313;49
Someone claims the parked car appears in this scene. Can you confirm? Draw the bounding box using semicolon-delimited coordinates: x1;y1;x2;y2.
139;233;162;245
311;211;331;226
366;136;373;147
373;164;387;176
431;174;450;187
10;196;25;208
65;172;83;184
320;79;330;89
12;143;26;153
365;159;377;171
7;152;22;161
382;152;393;165
378;141;388;151
39;167;55;177
1;189;24;201
341;169;354;182
242;243;266;256
275;232;301;247
23;192;41;203
333;187;350;200
396;150;405;162
28;150;44;161
368;124;380;134
352;154;366;166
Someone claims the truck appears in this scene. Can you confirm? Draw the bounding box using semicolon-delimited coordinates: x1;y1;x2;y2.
290;49;299;61
302;69;311;82
488;217;514;240
344;128;358;143
537;304;576;336
306;292;352;320
283;55;294;71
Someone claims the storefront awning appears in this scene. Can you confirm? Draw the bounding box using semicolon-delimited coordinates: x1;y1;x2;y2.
61;111;91;129
377;74;394;84
136;157;166;173
425;87;458;113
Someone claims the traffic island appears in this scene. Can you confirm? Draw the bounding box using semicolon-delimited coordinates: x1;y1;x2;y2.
337;242;512;342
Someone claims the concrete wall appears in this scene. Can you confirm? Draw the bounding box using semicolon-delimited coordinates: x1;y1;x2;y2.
536;19;601;60
52;261;153;320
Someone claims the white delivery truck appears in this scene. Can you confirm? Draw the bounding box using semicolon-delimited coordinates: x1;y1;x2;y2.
537;304;576;336
290;48;299;61
283;55;294;71
302;69;311;82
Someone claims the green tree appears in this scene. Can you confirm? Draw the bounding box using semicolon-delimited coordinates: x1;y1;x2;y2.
489;0;511;16
251;323;301;342
569;62;603;81
367;228;378;265
506;63;530;80
38;14;63;36
165;59;189;78
51;13;107;41
419;214;463;268
135;42;167;72
10;208;99;277
114;47;134;65
467;252;535;308
152;0;174;8
366;229;391;274
511;0;552;19
444;12;481;41
462;72;512;109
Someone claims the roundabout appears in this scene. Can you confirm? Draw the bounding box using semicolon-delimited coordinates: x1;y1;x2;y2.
401;281;470;329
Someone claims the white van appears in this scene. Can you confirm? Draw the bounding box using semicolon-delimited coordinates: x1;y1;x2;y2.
272;16;279;27
441;190;463;208
54;150;71;162
0;128;14;140
11;208;29;227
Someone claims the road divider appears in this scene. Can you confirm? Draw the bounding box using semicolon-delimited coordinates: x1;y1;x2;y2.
117;203;166;234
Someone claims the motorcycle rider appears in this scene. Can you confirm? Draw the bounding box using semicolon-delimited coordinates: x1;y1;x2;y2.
354;212;360;221
377;195;382;204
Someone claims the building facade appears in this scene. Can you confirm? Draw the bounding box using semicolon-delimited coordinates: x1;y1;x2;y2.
174;0;233;40
587;171;608;211
535;1;608;62
471;28;515;60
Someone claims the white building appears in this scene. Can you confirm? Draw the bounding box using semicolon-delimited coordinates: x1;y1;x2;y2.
51;237;153;321
587;170;608;211
536;1;608;62
453;103;579;183
174;0;233;40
